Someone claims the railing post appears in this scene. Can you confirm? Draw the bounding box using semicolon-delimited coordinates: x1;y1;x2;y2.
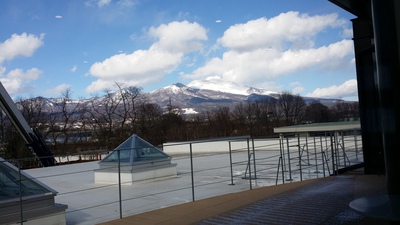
320;136;326;177
279;134;287;172
279;136;285;183
190;143;195;201
117;149;122;219
330;132;337;175
228;141;235;185
297;134;303;181
313;136;319;176
286;137;293;181
341;131;347;167
246;138;252;190
305;135;310;165
251;138;257;180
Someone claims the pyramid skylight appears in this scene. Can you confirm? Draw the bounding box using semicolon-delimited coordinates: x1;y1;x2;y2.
101;134;170;164
0;158;56;202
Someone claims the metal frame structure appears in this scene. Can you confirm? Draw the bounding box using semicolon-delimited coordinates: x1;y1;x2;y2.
0;82;56;167
274;122;363;183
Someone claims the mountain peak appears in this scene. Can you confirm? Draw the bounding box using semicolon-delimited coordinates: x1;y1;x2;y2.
187;79;275;96
174;82;187;88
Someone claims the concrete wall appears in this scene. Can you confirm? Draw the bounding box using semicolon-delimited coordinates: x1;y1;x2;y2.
162;138;281;155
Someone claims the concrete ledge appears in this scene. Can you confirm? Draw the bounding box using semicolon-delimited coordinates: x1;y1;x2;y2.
94;163;177;184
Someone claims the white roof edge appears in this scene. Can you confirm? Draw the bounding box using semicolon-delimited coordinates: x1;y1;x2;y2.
273;121;361;134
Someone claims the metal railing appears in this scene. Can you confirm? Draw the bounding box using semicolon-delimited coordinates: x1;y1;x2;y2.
1;133;363;225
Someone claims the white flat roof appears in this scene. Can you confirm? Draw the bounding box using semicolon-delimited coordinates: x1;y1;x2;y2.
274;121;361;134
24;151;283;225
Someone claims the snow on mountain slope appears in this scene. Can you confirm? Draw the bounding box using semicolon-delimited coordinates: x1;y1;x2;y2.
187;78;276;96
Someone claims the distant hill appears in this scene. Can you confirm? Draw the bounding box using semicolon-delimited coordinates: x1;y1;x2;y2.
145;79;345;114
19;79;346;116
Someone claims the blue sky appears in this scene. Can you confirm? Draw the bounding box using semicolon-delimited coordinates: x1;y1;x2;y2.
0;0;357;100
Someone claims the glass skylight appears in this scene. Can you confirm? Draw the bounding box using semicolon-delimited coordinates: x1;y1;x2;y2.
101;135;170;164
0;159;54;202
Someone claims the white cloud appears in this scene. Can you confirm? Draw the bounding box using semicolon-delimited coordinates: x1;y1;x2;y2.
87;21;207;93
0;33;44;64
184;40;353;82
306;79;358;99
290;81;304;94
45;84;72;96
98;0;111;7
0;33;44;95
70;65;77;73
0;68;42;94
217;12;344;52
148;21;207;53
117;0;138;7
342;27;353;38
85;0;138;8
182;12;354;89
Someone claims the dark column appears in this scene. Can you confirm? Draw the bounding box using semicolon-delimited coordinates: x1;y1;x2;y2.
371;0;400;195
351;18;385;174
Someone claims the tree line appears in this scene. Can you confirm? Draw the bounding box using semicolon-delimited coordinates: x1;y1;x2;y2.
0;86;359;160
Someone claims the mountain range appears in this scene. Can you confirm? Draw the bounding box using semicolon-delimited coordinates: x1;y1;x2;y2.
17;79;346;116
145;79;344;115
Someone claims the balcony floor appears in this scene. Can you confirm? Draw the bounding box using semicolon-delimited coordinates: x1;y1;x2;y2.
99;173;391;225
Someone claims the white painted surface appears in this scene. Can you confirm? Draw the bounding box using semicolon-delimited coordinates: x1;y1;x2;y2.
94;164;177;184
21;135;362;225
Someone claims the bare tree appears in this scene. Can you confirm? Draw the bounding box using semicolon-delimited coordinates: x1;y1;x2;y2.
231;102;247;135
136;102;163;145
209;107;233;137
331;101;360;121
16;96;47;128
114;83;142;140
84;88;122;149
304;101;333;123
277;91;306;126
161;98;185;141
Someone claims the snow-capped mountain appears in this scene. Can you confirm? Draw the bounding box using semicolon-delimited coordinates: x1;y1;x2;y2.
147;82;253;114
187;79;276;96
146;79;343;114
17;79;344;117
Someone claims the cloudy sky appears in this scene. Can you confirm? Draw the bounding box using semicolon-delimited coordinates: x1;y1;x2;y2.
0;0;358;100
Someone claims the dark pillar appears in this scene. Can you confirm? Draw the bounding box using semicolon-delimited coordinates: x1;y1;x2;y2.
351;18;385;174
371;0;400;196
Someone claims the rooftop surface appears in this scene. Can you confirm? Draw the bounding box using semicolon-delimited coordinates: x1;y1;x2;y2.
19;132;365;225
100;173;389;225
21;145;373;225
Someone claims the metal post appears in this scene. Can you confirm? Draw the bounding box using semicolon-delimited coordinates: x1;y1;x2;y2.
189;143;195;201
251;138;257;180
276;157;282;185
117;150;122;219
305;135;310;165
314;136;319;176
228;141;235;185
297;134;303;181
247;138;252;190
330;132;336;175
279;137;285;183
320;136;326;177
341;131;347;167
280;134;287;172
335;132;341;167
286;137;293;181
